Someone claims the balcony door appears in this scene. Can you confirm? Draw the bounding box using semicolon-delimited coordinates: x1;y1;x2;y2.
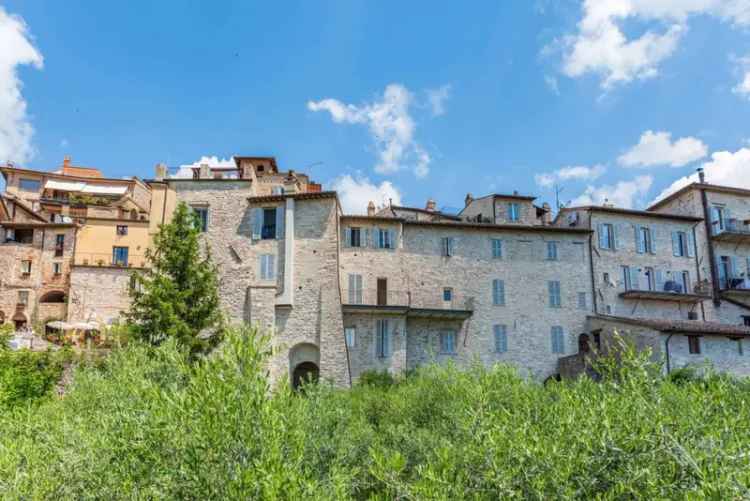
377;278;387;306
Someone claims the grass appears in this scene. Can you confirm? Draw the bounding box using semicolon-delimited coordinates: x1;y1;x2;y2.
0;327;749;499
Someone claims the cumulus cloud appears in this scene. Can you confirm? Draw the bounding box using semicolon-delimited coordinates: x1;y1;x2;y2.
558;0;750;89
571;175;654;209
732;54;750;99
308;84;431;177
0;7;43;164
331;173;402;214
651;147;750;205
617;130;708;168
535;164;606;188
173;155;235;178
426;84;451;116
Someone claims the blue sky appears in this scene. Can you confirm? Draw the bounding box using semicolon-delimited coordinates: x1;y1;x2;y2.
2;1;750;213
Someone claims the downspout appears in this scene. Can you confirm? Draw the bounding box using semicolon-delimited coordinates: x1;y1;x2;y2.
334;200;353;387
691;222;706;321
664;332;675;374
696;169;721;306
588;232;598;314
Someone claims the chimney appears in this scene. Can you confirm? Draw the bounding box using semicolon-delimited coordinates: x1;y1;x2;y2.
465;193;473;207
199;163;210;179
63;156;71;168
697;167;705;184
367;201;376;217
513;190;519;196
541;202;551;225
425;198;437;212
155;163;167;181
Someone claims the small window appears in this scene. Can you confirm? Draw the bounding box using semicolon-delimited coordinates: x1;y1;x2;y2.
345;327;356;348
644;267;655;291
55;234;65;257
546;241;558;261
376;319;390;358
491;239;503;258
272;186;284;195
192;206;209;233
680;271;691;295
116;225;128;236
737;339;744;356
20;260;31;274
11;228;34;244
262;208;277;239
603;272;610;284
53;262;62;275
112;246;129;266
443;237;455;257
688;335;701;355
599;223;615;250
672;231;690;258
605;305;612;314
443;288;453;302
577;292;587;310
18;291;29;305
743;316;750;327
349;227;362;248
548;281;561;308
551;326;565;354
492;279;505;306
508;203;520;222
377;228;395;249
494;325;508;353
348;274;363;304
637;227;653;254
440;331;456;354
260;254;276;280
19;178;41;192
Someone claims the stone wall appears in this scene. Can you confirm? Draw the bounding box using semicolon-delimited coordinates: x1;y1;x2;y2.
68;266;132;324
344;312;407;380
665;332;750;377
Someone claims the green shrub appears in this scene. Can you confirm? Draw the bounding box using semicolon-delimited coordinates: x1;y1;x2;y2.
0;348;69;409
356;369;397;388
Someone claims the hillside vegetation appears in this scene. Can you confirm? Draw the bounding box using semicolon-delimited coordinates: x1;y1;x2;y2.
0;328;749;499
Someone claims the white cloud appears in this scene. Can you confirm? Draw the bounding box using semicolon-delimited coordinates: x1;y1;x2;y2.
426;84;451;116
308;84;430;177
618;130;708;168
571;175;654;209
544;75;560;95
732;54;750;99
0;7;43;164
331;173;402;214
535;164;606;188
559;0;750;89
651;147;750;204
173;155;235;178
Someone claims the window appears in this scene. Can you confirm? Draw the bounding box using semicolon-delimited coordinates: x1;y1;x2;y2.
347;227;362;248
7;228;34;244
440;331;456;354
491;239;503;258
18;291;29;305
53;262;62;275
377;228;395;249
508;203;520;222
272;186;284;195
494;325;508;353
192;206;209;233
688;335;701;355
548;281;561;308
112;246;129;266
737;339;744;356
492;279;505;306
443;288;453;302
443;237;455;257
116;225;128;236
577;292;587;310
20;260;31;274
551;326;565;354
598;223;615;250
621;266;638;291
345;327;356;348
260;254;276;280
348;274;363;304
680;271;691;295
743;316;750;327
644;267;655;291
55;234;64;257
711;206;725;234
376;319;390;358
18;178;40;192
603;272;611;284
671;231;693;258
262;208;277;239
546;241;558;261
605;305;612;314
636;227;653;254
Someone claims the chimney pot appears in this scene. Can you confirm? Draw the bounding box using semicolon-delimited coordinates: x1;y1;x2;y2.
425;198;437;212
155;163;167;181
63;156;71;168
367;201;376;217
697;167;706;184
464;193;473;207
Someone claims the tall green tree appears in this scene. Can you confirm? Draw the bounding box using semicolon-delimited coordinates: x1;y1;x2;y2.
126;202;223;356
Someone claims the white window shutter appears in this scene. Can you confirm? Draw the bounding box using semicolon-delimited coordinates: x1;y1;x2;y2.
649;226;657;254
363;228;370;248
613;224;621;250
655;270;665;292
598;224;606;249
251;208;262;240
276;206;285;239
388;229;396;249
348;274;355;303
671;232;680;257
344;227;352;248
629;267;640;291
269;255;276;279
374;227;381;248
687;231;695;258
635;226;644;254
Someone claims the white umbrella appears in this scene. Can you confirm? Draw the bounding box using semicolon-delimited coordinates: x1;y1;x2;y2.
70;321;99;330
46;321;71;330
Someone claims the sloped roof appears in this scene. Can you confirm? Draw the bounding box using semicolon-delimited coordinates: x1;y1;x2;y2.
589;315;750;337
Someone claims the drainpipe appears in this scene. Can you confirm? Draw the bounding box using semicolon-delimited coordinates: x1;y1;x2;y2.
696;168;721;307
664;332;675;374
588;232;598;314
691;222;706;321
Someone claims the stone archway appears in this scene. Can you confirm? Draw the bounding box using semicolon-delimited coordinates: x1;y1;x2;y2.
289;342;320;390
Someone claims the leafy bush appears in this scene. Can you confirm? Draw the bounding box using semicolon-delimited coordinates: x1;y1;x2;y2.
0;348;69;409
356;369;397;388
0;327;749;498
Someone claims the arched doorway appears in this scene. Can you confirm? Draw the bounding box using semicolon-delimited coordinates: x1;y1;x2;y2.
40;290;66;303
292;362;319;389
289;342;320;390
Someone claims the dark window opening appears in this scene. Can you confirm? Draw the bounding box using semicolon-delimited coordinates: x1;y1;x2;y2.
262;208;277;239
39;291;66;303
55;234;64;257
116;225;128;236
688;336;701;355
743;316;750;327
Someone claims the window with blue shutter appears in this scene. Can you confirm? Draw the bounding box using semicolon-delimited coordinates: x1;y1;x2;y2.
251;208;262;240
599;223;614;250
577;292;587;310
672;231;688;257
494;325;508;353
275;205;285;239
687;231;695;258
440;331;456;354
551;326;565;354
348;274;363;304
376;319;390;358
508;203;520;221
443;237;455;256
260;254;276;280
492;279;505;306
377;228;394;249
345;327;356;348
546;241;558;261
492;239;503;258
548;281;561;307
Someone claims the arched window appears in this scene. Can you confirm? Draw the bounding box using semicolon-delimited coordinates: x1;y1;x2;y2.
39;290;66;303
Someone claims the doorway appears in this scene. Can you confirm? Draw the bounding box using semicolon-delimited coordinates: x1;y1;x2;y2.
292;362;319;389
377;278;388;306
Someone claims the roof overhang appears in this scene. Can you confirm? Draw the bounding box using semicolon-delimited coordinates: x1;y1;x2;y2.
619;290;710;304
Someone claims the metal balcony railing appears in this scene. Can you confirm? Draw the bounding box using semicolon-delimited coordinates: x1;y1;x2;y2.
720;276;750;291
712;218;750;236
342;289;475;311
74;252;147;268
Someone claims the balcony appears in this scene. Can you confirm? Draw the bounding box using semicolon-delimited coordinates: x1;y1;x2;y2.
342;289;474;319
619;281;710;304
74;252;147;269
711;218;750;243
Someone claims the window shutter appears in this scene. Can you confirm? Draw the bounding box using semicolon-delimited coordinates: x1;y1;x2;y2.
635;226;644;254
613;224;621;250
363;228;370;248
348;274;355;303
716;257;727;288
655;270;665;292
344;227;352;248
671;232;680;257
597;224;606;249
629;267;640;291
494;325;507;353
388;229;396;249
687;231;695;258
251;208;262;240
731;257;740;279
269;255;276;279
374;227;382;248
376;320;383;357
493;279;505;305
259;255;267;279
276;206;285;239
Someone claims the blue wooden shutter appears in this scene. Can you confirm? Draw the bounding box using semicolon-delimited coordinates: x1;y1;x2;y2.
649;226;657;254
671;232;680;256
687;231;695;258
598;223;606;249
655;269;665;292
388;229;396;249
275;206;285;239
629;267;640;291
363;228;370;248
344;227;352;247
494;325;507;353
251;208;262;240
635;226;644;254
493;279;505;305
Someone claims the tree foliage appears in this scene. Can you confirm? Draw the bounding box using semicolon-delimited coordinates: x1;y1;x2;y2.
125;202;223;357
